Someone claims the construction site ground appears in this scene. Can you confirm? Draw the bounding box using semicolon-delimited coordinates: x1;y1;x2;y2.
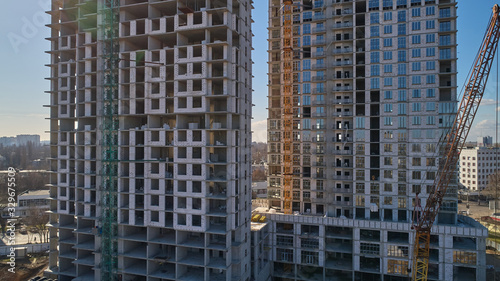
0;254;48;281
457;201;494;220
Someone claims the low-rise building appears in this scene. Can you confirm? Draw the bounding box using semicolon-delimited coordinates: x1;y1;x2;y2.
253;210;487;281
460;147;500;191
3;190;50;218
252;182;268;199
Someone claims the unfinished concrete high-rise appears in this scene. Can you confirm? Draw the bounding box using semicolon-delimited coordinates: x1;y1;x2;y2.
46;0;253;280
264;0;487;280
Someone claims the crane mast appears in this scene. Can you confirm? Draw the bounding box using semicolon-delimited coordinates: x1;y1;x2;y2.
100;0;120;279
412;4;500;281
282;0;294;215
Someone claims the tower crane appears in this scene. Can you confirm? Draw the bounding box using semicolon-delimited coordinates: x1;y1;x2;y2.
411;4;500;281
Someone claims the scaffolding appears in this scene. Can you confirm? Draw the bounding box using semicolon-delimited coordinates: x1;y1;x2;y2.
282;0;293;215
99;0;119;280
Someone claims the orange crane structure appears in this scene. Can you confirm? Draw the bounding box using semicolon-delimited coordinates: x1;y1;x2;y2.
281;0;294;215
411;4;500;281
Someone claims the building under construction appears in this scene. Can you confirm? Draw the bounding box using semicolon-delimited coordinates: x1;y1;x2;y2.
265;0;488;280
46;0;253;280
45;0;492;280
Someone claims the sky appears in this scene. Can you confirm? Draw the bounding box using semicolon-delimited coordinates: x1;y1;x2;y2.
0;0;499;143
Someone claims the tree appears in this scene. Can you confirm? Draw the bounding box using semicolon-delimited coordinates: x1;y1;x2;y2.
251;142;267;164
481;172;500;200
252;169;267;182
23;206;49;243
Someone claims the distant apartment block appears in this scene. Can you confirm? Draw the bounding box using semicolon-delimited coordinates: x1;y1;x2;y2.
477;136;493;147
0;134;40;146
47;0;253;280
460;146;500;191
0;137;16;147
17;134;41;146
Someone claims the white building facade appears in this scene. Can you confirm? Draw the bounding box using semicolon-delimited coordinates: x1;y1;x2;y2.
460;147;500;191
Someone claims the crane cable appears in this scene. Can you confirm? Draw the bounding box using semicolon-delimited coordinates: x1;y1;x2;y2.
495;36;499;281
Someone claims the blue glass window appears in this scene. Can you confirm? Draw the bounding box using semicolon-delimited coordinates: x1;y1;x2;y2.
439;8;451;18
383;0;392;9
439;21;451;32
303;24;311;34
398;37;406;48
384;77;393;86
303;84;311;94
426;6;435;16
303;60;311;70
303;95;311;105
426;102;435;111
398;77;407;88
397;11;406;22
384;12;392;21
303;12;312;21
411;22;421;31
369;0;379;9
397;50;407;62
303;72;311;82
426;34;435;43
426;20;435;29
398;104;407;115
303;35;311;46
398;63;407;75
412;8;421;17
412;89;421;98
426;89;435;98
426;47;436;57
398;24;406;35
439;48;451;59
398;90;407;102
